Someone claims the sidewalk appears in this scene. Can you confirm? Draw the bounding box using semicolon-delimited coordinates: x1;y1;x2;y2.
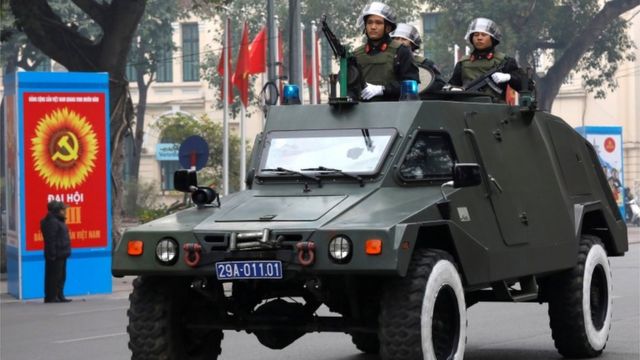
1;227;638;302
0;274;135;303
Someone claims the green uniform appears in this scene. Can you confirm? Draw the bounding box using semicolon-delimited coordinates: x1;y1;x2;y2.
354;40;401;87
459;52;506;98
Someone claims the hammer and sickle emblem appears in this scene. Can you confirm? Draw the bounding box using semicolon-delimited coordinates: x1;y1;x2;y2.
51;132;80;162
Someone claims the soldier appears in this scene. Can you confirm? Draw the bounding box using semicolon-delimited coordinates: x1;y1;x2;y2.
355;2;419;101
448;18;524;100
390;23;446;92
42;201;72;303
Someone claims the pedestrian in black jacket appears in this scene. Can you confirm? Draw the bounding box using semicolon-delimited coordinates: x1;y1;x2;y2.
41;201;72;303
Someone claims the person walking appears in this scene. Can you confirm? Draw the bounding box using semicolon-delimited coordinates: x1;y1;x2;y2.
42;201;72;303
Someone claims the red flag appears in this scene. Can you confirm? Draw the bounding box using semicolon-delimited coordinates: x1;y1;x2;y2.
247;26;266;74
233;22;250;107
303;35;310;86
217;19;233;104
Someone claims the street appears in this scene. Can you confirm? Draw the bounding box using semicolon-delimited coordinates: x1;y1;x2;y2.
1;241;638;360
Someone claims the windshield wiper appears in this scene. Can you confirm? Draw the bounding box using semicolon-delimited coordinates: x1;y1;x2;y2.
300;166;364;187
260;167;322;188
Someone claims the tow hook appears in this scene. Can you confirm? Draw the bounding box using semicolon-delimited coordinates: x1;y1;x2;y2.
296;242;316;266
183;243;202;267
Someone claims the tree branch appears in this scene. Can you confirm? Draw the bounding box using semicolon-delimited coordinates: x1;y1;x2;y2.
70;0;107;28
9;0;99;70
98;0;146;76
534;41;566;49
538;0;640;110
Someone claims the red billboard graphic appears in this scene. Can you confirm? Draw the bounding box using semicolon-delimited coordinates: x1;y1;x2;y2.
23;92;108;250
604;137;616;153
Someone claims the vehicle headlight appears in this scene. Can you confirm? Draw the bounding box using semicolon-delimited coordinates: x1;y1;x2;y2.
328;235;352;263
155;238;178;265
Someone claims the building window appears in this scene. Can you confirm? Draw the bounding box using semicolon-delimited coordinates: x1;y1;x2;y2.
161;160;181;191
33;58;51;72
126;63;137;82
182;23;200;82
422;13;441;59
156;46;173;82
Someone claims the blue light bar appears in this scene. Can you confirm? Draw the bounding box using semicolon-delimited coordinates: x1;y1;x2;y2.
283;84;301;105
400;80;419;101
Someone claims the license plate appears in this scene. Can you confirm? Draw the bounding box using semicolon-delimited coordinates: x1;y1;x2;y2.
215;260;283;280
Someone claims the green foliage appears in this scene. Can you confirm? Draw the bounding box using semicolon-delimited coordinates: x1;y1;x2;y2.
0;0;94;72
424;0;636;99
153;113;251;194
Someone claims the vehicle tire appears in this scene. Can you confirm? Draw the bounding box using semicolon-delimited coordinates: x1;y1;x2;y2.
351;332;379;354
127;276;223;360
379;249;466;360
547;235;613;358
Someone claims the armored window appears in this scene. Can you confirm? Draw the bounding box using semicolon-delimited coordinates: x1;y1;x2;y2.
182;23;200;82
260;128;397;175
398;131;456;182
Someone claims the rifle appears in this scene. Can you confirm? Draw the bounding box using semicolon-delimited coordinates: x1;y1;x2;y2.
463;60;508;95
321;16;362;103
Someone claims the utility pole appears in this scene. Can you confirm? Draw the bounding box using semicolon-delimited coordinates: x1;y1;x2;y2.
267;0;278;103
222;17;230;195
288;0;302;88
311;20;318;104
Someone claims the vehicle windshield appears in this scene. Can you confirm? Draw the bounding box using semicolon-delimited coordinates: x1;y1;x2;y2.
259;128;397;175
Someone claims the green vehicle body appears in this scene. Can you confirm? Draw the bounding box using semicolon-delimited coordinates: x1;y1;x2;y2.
113;98;627;358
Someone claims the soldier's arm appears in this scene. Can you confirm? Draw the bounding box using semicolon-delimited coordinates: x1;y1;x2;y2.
503;57;524;91
448;62;463;86
384;45;419;98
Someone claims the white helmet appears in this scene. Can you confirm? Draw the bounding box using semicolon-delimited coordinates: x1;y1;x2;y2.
390;23;422;49
464;17;502;45
357;2;397;31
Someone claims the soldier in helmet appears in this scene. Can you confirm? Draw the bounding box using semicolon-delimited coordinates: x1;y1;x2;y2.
449;18;524;100
355;2;419;101
390;23;446;92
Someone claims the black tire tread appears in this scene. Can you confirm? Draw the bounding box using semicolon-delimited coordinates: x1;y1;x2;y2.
547;235;609;358
351;332;380;354
127;277;223;360
379;249;458;360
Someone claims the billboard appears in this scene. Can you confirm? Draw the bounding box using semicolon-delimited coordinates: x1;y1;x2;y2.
4;72;112;299
576;126;625;219
23;93;109;250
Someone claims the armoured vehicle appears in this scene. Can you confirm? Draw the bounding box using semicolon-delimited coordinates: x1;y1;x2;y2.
113;92;628;360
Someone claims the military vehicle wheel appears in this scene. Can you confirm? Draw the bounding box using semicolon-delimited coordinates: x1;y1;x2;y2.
547;235;612;358
351;332;379;354
379;249;466;360
127;277;223;360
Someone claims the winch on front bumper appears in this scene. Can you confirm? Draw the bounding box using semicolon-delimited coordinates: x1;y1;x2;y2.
112;226;407;277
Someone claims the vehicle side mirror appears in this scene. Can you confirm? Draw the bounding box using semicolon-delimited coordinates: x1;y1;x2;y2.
174;169;198;193
453;163;482;188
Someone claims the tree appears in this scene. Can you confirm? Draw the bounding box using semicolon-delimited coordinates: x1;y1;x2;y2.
9;0;147;242
125;0;185;215
425;0;639;110
153;113;248;193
